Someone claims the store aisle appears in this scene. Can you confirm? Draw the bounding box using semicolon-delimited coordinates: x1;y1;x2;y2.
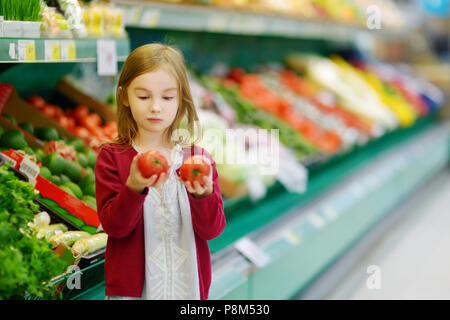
327;166;450;300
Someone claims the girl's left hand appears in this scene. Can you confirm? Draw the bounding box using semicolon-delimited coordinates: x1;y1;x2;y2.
177;165;213;199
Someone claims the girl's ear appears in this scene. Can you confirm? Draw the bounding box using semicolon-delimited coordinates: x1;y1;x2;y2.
119;86;129;107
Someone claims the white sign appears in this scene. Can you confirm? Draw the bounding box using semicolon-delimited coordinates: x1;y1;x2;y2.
97;40;117;76
234;237;270;268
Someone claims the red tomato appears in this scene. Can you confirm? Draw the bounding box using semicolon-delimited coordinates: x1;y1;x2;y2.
179;155;211;185
81;113;102;131
41;104;58;118
27;95;46;109
137;150;170;179
73;105;90;123
56;115;70;129
73;126;90;138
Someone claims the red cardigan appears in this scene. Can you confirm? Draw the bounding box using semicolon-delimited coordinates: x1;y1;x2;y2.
94;143;226;299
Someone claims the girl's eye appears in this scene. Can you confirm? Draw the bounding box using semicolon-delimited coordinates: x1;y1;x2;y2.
163;96;174;101
138;96;149;100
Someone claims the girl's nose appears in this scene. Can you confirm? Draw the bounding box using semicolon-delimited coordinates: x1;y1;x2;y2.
150;102;161;113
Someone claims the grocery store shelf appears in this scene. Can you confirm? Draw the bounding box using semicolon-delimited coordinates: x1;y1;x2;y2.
209;120;449;299
0;38;130;63
113;0;407;42
71;118;450;300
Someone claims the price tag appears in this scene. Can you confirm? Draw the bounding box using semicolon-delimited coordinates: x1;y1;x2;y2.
0;152;17;167
322;205;339;221
284;230;301;245
61;40;76;61
234;237;270;268
309;213;326;229
20;157;40;180
18;40;36;61
45;40;61;61
140;9;160;28
97;40;117;76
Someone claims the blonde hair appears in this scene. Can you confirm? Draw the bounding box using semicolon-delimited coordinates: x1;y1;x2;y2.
111;43;202;149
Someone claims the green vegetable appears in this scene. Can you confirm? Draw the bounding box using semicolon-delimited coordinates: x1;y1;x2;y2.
79;173;95;192
43;153;64;176
0;125;4;140
39;166;52;180
0;164;69;300
33;148;45;163
83;183;95;197
0;0;41;21
34;127;59;142
84;148;97;169
62;159;81;183
68;138;85;153
19;122;34;135
50;175;62;186
61;182;82;199
0;130;27;150
23;147;34;156
59;174;71;185
76;152;88;168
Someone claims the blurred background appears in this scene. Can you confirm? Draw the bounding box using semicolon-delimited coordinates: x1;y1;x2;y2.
0;0;449;300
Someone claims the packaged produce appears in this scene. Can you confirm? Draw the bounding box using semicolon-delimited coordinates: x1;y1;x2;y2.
50;230;90;248
36;223;68;240
27;211;51;231
57;0;87;37
71;233;108;258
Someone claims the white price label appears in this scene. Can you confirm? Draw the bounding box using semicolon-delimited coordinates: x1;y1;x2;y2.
0;153;17;167
44;40;61;61
309;213;326;229
97;40;117;76
20;157;40;180
234;237;270;268
140;9;160;28
18;40;35;61
61;40;76;61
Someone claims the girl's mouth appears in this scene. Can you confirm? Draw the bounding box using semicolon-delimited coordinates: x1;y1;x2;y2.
148;118;162;122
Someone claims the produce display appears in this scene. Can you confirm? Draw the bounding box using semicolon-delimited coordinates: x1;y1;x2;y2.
0;164;69;300
71;233;108;259
27;95;118;151
162;0;407;29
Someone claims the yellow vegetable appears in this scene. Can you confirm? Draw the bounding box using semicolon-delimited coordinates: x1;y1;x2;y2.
36;224;68;240
50;231;90;248
72;233;108;259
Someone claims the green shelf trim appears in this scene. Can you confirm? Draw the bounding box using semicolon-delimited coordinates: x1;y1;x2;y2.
215;121;449;299
114;0;407;42
0;37;130;63
209;115;437;253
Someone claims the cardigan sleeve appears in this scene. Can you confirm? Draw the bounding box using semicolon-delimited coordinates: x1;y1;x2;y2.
186;148;226;241
95;146;147;239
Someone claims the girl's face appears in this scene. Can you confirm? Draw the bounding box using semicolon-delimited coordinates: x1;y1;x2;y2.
125;68;179;140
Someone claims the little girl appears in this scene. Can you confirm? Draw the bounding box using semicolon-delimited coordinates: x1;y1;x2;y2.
95;43;226;300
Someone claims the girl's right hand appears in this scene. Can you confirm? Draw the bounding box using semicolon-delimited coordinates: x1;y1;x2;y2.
126;154;169;194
